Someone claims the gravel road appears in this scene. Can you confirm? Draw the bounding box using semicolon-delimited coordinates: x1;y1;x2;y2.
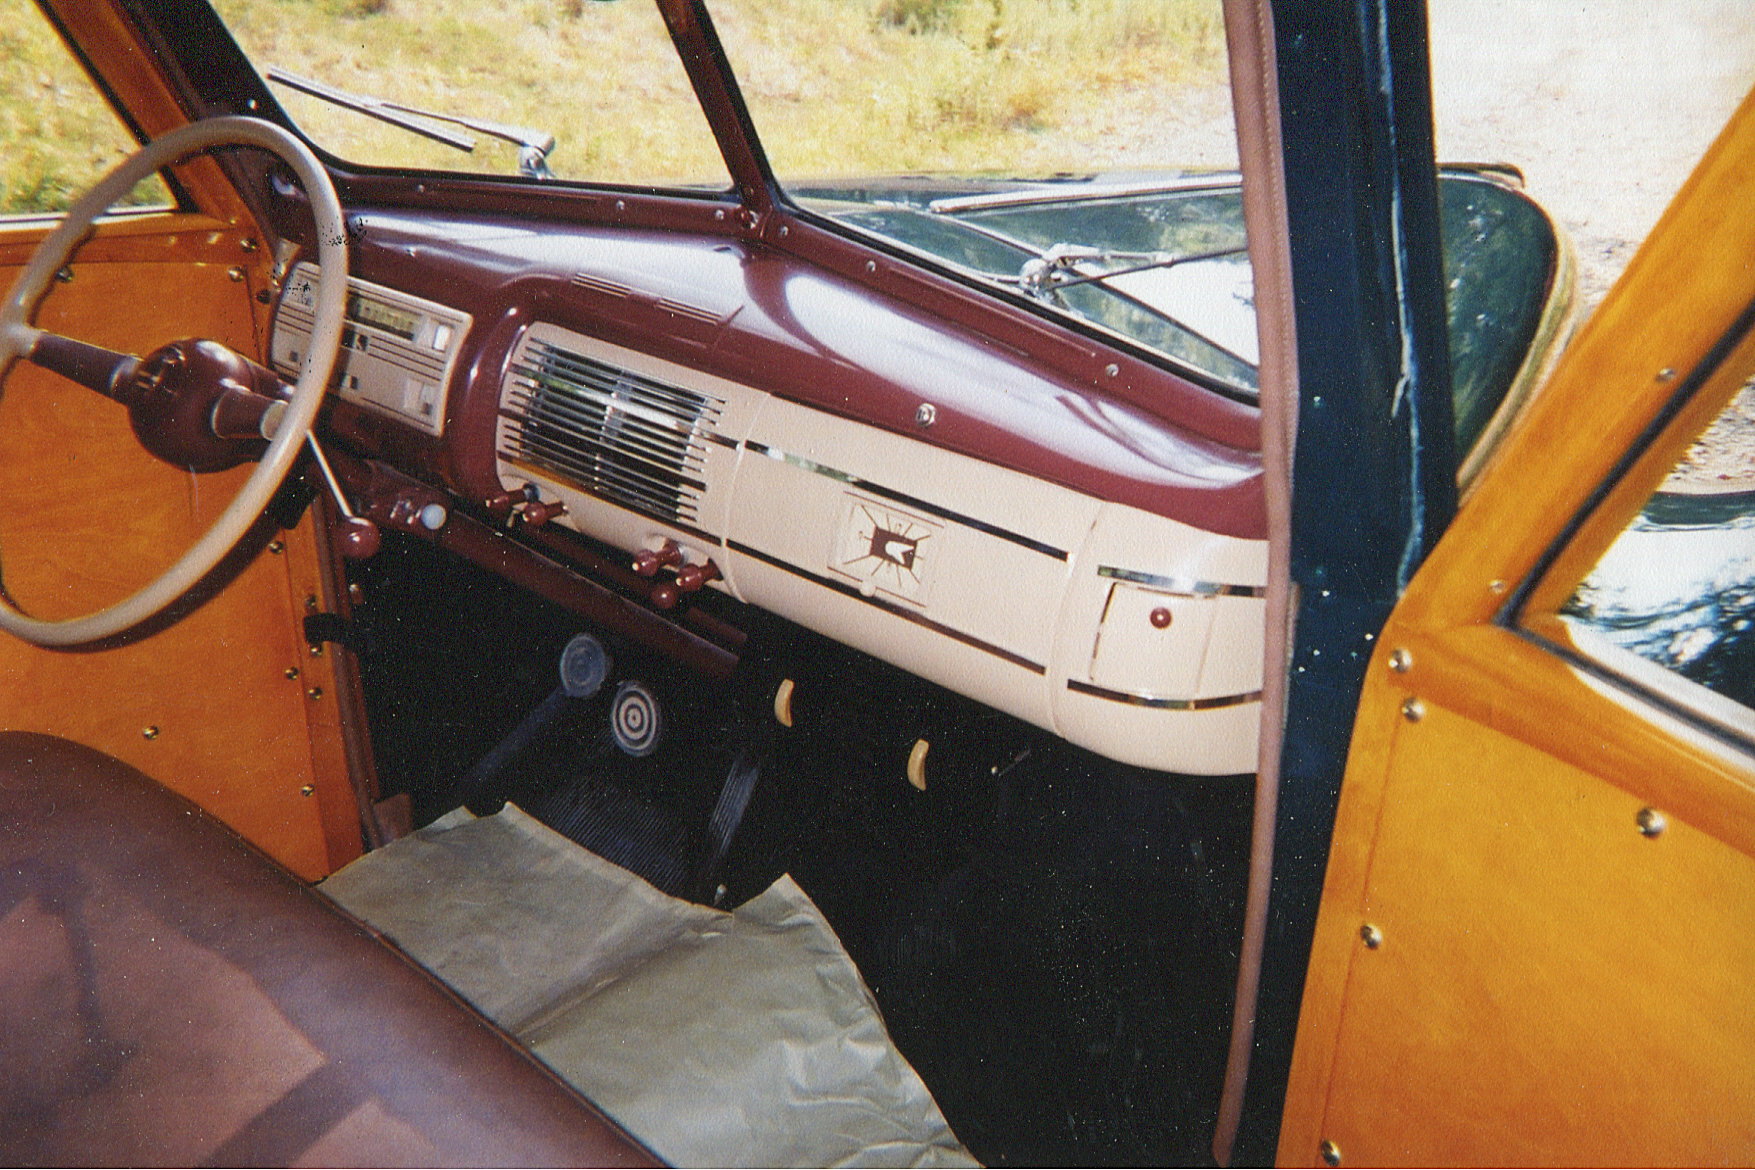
1429;0;1755;312
1088;1;1754;312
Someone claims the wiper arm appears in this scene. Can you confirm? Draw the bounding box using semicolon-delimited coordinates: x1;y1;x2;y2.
266;68;556;179
1013;242;1248;297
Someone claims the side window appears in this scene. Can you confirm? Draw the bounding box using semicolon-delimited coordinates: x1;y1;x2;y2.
1556;365;1755;728
0;0;172;214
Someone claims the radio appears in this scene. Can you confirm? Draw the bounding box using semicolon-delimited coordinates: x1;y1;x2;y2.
270;262;471;437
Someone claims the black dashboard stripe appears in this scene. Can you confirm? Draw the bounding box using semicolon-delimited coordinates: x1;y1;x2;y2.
1066;679;1262;710
742;441;1069;560
727;540;1047;674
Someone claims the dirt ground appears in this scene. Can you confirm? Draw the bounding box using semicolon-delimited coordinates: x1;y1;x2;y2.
1431;1;1755;491
1428;0;1755;313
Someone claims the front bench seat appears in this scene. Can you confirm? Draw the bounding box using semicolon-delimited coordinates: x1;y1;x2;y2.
0;731;661;1167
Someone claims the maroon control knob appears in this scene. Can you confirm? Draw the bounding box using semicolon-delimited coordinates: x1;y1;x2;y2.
633;542;683;577
674;560;721;593
483;484;540;516
648;580;680;610
519;499;566;527
1149;606;1173;629
338;515;382;561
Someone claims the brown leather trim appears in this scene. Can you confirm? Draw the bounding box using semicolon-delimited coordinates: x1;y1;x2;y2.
1214;0;1301;1163
0;732;662;1168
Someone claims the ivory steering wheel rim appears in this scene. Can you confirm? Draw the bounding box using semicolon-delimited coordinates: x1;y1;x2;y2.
0;116;346;647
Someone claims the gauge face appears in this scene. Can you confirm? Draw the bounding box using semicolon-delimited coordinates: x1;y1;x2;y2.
831;493;941;604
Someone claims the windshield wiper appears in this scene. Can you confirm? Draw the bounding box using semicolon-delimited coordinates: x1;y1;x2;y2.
1013;242;1249;298
266;67;556;179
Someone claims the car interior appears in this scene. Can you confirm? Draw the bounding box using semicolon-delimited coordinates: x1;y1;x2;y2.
0;0;1580;1164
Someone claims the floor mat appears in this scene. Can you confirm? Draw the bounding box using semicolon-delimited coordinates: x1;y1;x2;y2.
320;805;975;1169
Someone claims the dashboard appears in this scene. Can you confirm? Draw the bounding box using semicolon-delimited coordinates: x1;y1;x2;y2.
269;207;1267;775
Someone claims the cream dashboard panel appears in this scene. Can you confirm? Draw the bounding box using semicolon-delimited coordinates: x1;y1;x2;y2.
496;322;1265;775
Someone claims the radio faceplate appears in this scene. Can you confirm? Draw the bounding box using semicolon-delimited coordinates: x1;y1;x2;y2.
271;261;471;436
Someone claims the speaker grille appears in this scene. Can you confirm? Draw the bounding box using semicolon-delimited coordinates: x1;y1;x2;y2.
501;336;722;526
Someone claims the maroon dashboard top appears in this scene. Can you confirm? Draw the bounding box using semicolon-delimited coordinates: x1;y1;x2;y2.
280;191;1265;541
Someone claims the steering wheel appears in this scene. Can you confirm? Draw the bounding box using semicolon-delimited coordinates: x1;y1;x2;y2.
0;117;346;648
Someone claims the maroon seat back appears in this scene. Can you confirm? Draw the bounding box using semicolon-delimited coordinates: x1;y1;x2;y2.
0;731;662;1167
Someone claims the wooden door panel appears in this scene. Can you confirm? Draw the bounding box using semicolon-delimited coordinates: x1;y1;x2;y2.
1312;701;1755;1165
0;222;361;878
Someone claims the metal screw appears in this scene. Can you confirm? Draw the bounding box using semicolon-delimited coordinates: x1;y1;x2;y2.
1489;579;1508;594
1636;807;1667;838
914;402;937;428
1388;647;1413;673
615;199;626;212
284;667;301;680
1104;363;1119;378
141;725;160;741
1400;697;1426;722
306;686;324;701
778;225;789;239
865;260;877;273
227;266;246;282
267;540;285;555
299;784;316;797
1656;367;1677;382
240;237;258;252
1320;1138;1343;1167
55;266;73;283
714;208;726;221
1360;923;1383;949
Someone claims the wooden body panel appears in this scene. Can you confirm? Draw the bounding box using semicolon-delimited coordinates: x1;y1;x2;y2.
1278;88;1755;1164
0;217;361;879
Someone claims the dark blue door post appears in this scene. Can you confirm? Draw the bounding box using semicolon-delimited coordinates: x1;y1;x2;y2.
1233;1;1457;1161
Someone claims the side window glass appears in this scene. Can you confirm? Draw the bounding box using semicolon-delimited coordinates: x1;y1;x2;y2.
1560;374;1755;722
0;0;172;214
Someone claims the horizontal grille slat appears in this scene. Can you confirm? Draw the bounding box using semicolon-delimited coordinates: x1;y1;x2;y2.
517;350;724;421
500;335;722;525
503;381;711;463
502;431;707;504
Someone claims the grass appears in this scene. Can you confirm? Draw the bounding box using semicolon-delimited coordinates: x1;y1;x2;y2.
0;0;172;212
3;0;1227;210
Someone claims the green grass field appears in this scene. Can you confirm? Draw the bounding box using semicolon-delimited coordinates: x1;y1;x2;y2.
4;0;1226;212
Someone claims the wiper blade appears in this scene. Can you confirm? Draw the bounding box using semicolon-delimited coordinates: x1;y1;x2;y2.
1013;242;1249;297
266;68;556;179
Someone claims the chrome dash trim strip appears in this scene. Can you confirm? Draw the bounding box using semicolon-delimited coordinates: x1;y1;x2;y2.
742;441;1068;560
1066;679;1262;711
727;540;1047;674
1097;565;1266;598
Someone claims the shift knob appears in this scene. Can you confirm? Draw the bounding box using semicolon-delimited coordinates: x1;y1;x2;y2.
338;515;381;560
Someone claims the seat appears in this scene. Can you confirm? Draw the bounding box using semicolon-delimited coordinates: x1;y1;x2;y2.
0;731;661;1168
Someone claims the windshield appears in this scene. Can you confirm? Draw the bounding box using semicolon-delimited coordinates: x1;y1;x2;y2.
708;0;1255;389
707;0;1235;180
211;0;731;190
